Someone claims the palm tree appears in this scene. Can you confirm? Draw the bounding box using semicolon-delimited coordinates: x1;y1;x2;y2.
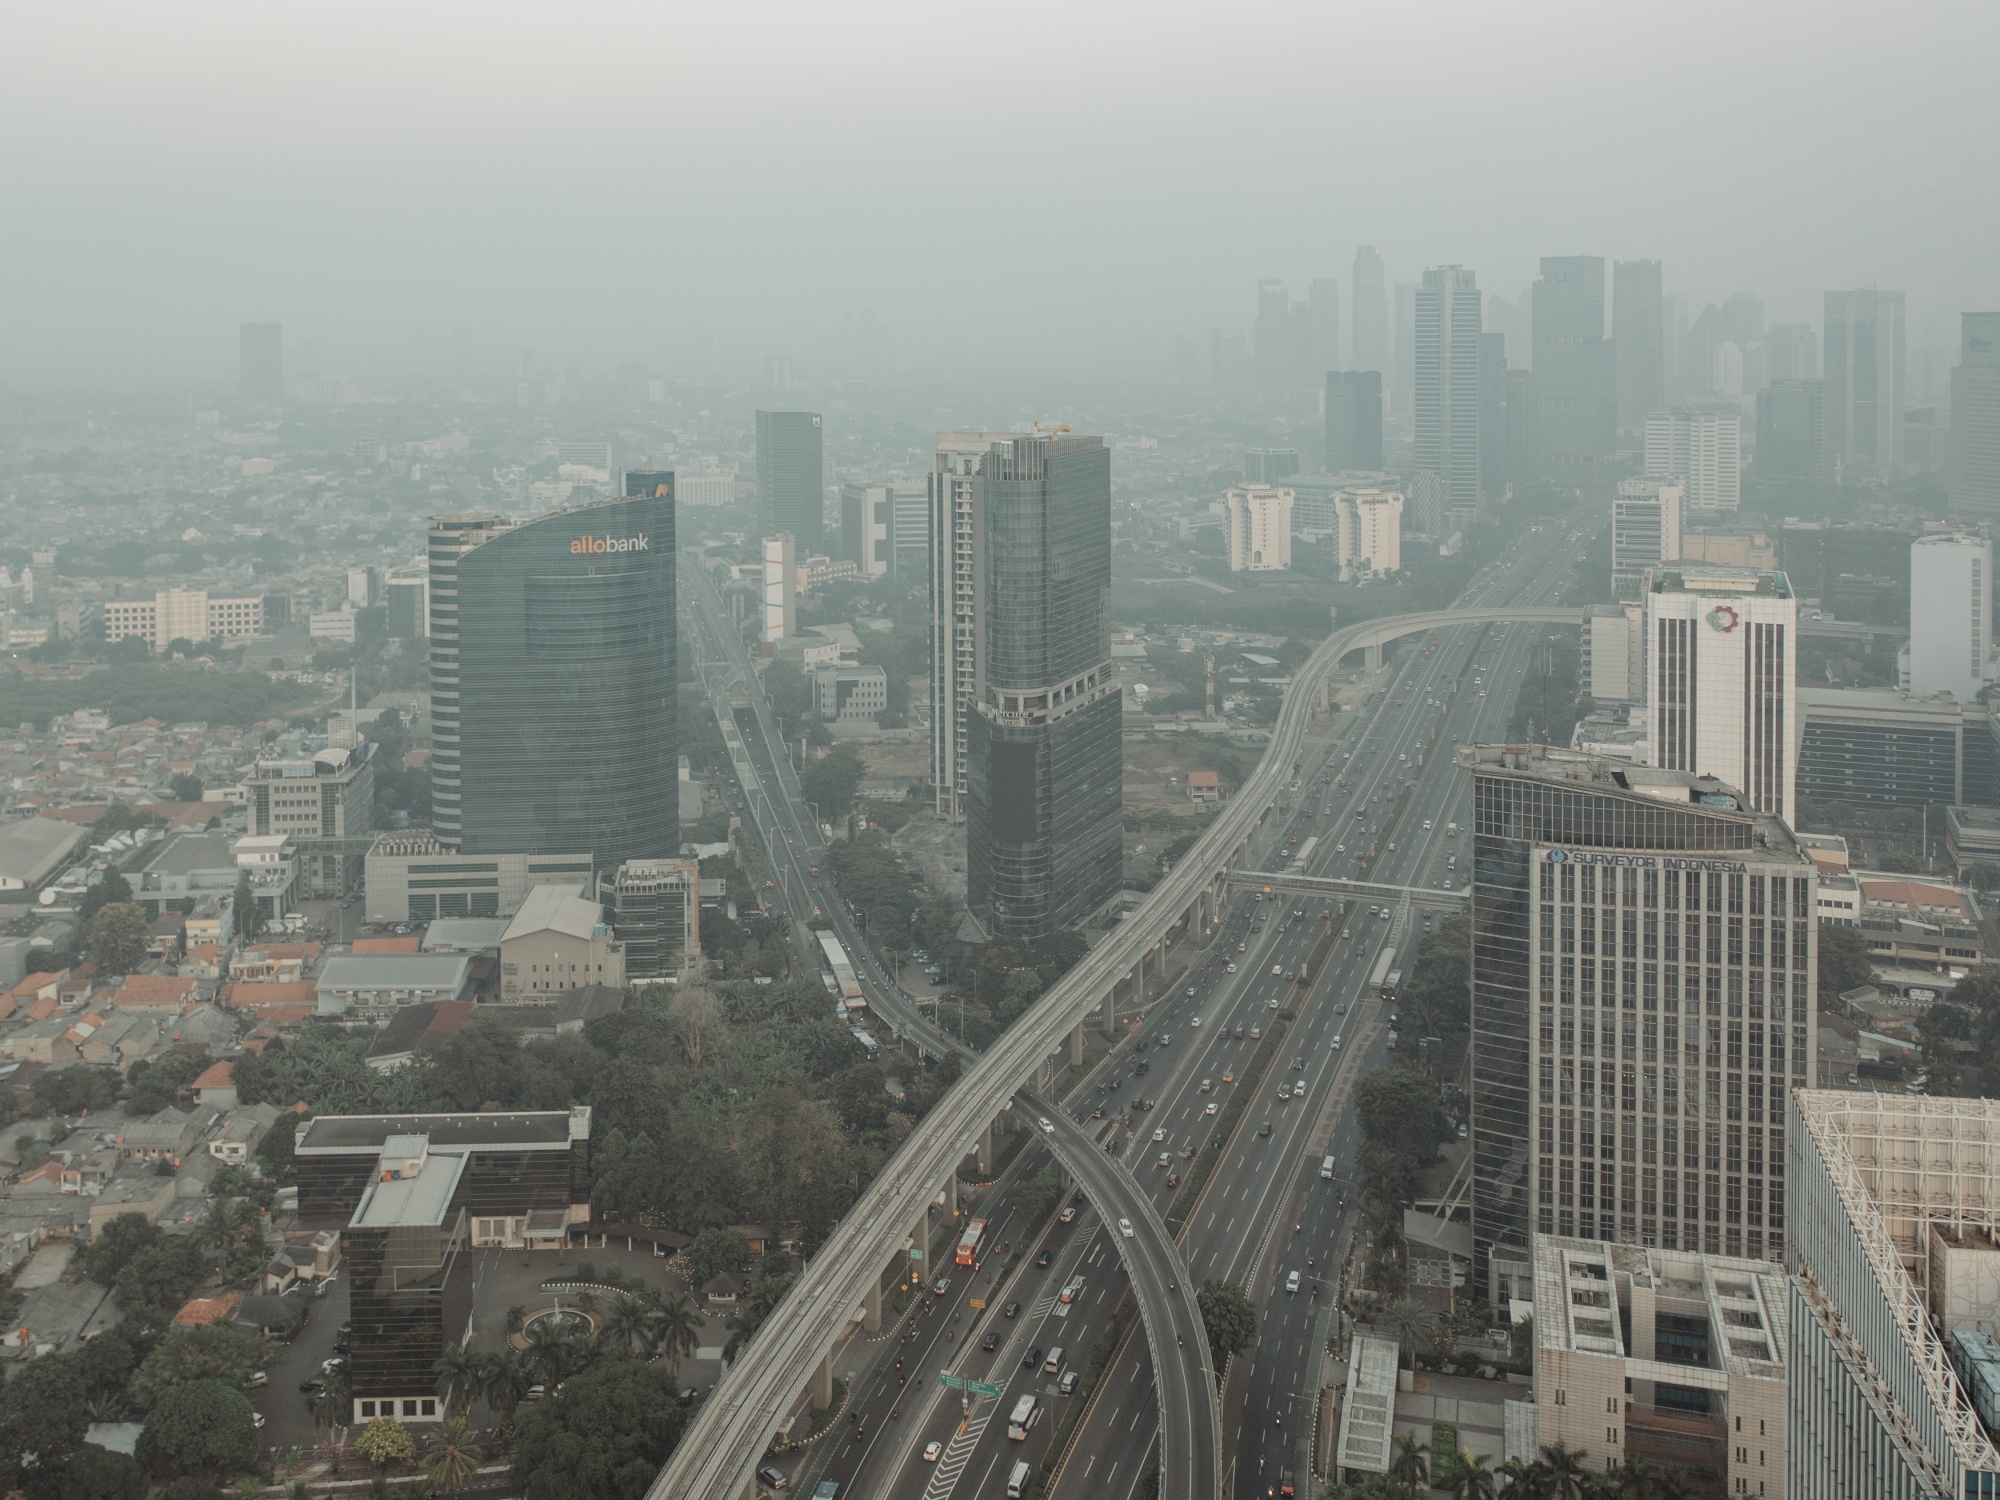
1389;1433;1431;1499
198;1195;260;1281
1497;1457;1545;1497
1613;1456;1659;1498
1382;1296;1434;1372
1538;1442;1589;1500
1653;1472;1694;1500
1448;1448;1498;1500
311;1370;351;1458
423;1416;484;1494
520;1319;586;1388
598;1293;652;1360
434;1340;482;1419
479;1350;533;1449
646;1287;702;1378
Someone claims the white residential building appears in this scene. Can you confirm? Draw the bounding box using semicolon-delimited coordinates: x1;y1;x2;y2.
1643;563;1798;820
929;432;1024;821
762;532;795;643
1646;408;1741;512
1224;484;1293;572
1333;487;1402;578
1611;478;1684;600
1907;531;1993;702
675;469;736;507
102;588;264;651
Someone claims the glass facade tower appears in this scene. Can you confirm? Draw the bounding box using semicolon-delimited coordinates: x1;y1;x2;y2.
428;483;676;867
757;409;825;555
966;434;1122;937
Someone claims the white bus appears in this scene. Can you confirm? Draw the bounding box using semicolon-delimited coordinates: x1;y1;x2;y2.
1007;1394;1040;1440
816;930;862;1002
1367;946;1398;997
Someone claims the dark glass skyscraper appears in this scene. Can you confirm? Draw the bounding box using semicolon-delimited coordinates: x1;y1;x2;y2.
757;409;825;554
1324;371;1384;471
967;434;1121;938
1534;255;1616;490
427;483;676;867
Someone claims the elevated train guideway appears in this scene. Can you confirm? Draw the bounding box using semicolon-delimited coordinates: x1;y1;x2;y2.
642;602;1583;1500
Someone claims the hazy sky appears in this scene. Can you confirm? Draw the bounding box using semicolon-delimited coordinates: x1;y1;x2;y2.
4;0;1996;384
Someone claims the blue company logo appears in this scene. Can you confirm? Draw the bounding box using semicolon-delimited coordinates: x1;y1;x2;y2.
1546;850;1567;863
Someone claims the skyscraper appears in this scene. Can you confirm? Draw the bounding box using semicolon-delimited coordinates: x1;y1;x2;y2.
1324;372;1384;471
1765;323;1819;382
1309;277;1341;378
1393;281;1417;420
931;432;1024;822
1613;259;1664;434
1755;381;1828;482
1414;266;1483;532
756;410;825;554
239;322;283;403
1907;531;1992;702
1610;478;1684;600
1352;246;1388;377
966;433;1121;938
1479;332;1509;499
762;532;795;642
1949;311;2000;517
428;482;676;868
1644;408;1742;512
1644;563;1798;820
1255;279;1291;393
1824;289;1906;482
1462;742;1816;1296
1534;256;1617;489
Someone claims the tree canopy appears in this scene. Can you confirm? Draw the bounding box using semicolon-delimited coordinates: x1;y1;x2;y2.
510;1359;688;1500
1197;1279;1256;1367
135;1380;260;1481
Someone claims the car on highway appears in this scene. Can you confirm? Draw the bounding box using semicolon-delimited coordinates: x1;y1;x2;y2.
1185;986;1195;996
1250;1026;1262;1039
1037;1116;1054;1134
1293;1080;1307;1097
1222;1070;1235;1082
1036;1251;1053;1268
1004;1301;1021;1318
982;1331;1000;1351
1157;1152;1172;1168
1199;1078;1212;1093
1025;1346;1042;1369
1058;1205;1078;1223
1118;1217;1134;1237
1224;962;1236;972
757;1465;789;1490
1189;1016;1201;1028
932;1275;951;1294
1271;964;1283;976
923;1441;943;1463
1237;942;1247;951
1205;1102;1218;1116
1258;1121;1273;1137
1152;1128;1167;1142
1286;1270;1301;1294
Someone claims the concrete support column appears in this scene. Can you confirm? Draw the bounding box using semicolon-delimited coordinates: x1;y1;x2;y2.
811;1349;833;1410
977;1119;997;1174
861;1275;881;1333
940;1172;958;1218
1365;638;1382;673
1099;984;1117;1037
1071;1022;1085;1066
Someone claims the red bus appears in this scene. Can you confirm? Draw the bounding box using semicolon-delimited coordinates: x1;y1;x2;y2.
955;1216;988;1266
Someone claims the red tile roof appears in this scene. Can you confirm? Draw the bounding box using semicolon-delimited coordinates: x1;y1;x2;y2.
193;1061;235;1089
171;1291;243;1327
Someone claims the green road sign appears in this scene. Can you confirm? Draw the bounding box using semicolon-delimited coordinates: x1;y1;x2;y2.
938;1373;965;1390
969;1381;1004;1398
908;1249;923;1260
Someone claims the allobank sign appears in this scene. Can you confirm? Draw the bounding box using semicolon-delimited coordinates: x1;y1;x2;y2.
1544;849;1749;874
570;533;650;555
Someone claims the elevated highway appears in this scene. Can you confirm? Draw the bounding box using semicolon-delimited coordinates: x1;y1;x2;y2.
646;599;1584;1500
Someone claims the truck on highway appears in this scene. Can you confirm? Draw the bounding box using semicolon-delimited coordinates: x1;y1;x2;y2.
1367;946;1398;997
816;931;862;1003
1008;1460;1032;1497
1447;821;1459;837
1321;1154;1336;1180
1007;1394;1040;1440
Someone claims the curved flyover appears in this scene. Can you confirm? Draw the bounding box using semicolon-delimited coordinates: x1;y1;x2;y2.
644;602;1582;1500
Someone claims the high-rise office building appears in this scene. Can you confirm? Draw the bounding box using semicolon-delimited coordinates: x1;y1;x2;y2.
1479;331;1509;499
1505;368;1539;487
929;432;1022;822
1645;408;1742;512
839;479;925;579
1765;323;1819;382
239;322;283;403
1788;1092;2000;1499
1255;279;1291;392
756;410;825;554
1756;381;1829;482
966;433;1121;938
1949;312;2000;517
1225;485;1293;572
1309;278;1341;378
1352;247;1389;377
1535;256;1617;489
1462;743;1817;1299
1243;448;1301;484
1610;478;1684;600
1324;372;1384;472
1394;281;1418;420
1643;563;1798;821
1907;531;1992;702
427;482;676;867
1824;290;1906;482
1613;259;1665;434
385;571;428;641
1414;266;1483;532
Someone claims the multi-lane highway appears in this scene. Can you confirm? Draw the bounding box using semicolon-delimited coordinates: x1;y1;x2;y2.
654;512;1597;1500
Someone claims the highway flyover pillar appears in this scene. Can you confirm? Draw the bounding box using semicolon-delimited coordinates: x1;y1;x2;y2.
1099;982;1117;1037
860;1274;881;1333
1071;1022;1085;1066
811;1348;833;1411
1365;637;1382;673
939;1172;958;1218
977;1119;997;1174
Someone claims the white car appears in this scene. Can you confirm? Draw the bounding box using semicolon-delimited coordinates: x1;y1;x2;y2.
1271;965;1283;976
1205;1102;1219;1116
923;1440;943;1462
1118;1217;1135;1238
1225;962;1236;973
1038;1117;1055;1134
1186;986;1196;996
1189;1016;1201;1028
1153;1128;1167;1142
